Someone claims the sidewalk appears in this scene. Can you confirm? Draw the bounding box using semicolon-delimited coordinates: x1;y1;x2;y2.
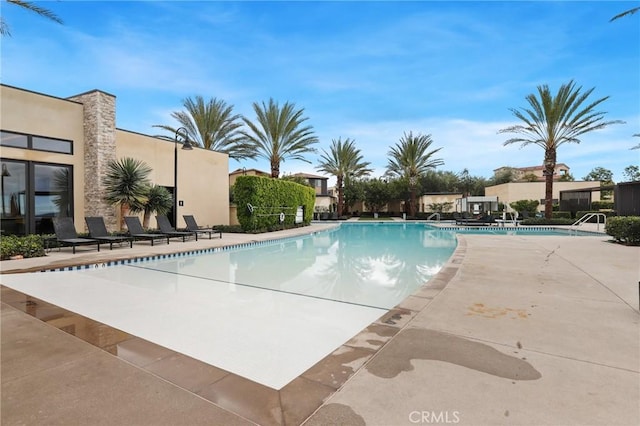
305;234;639;425
2;226;639;425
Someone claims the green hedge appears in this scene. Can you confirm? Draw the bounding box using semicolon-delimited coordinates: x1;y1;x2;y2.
233;175;315;232
552;211;572;219
591;201;614;210
1;234;46;260
606;217;640;245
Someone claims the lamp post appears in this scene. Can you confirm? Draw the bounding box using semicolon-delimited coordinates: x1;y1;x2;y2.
174;127;193;227
1;163;10;217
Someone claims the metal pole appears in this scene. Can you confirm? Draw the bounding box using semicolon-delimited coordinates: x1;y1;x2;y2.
174;127;193;228
174;134;178;227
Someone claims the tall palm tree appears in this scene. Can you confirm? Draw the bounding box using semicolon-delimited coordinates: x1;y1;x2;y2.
103;157;152;229
154;96;253;160
610;7;639;21
316;137;372;217
240;98;318;178
386;132;444;217
499;80;622;219
1;0;63;36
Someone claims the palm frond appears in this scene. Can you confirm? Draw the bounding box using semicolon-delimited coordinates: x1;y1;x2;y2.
610;7;640;21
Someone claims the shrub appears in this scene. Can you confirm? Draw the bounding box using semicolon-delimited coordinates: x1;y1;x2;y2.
1;235;46;260
233;175;315;232
591;201;614;210
510;200;539;216
552;211;572;219
606;217;640;245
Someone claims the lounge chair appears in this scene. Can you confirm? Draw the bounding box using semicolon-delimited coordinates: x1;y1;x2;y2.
183;215;222;239
52;217;101;254
156;215;197;242
85;217;133;249
123;216;170;246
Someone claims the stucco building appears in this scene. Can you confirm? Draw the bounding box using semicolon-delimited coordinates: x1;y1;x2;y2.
0;84;230;236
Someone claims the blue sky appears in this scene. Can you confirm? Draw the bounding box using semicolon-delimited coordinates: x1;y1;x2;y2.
2;1;639;184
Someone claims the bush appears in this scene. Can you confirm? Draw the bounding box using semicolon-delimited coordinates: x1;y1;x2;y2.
592;201;614;210
552;211;572;219
1;235;46;260
510;200;539;216
233;176;315;232
606;217;640;245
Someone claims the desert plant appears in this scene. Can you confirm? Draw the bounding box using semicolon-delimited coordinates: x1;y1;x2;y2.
142;184;173;228
103;157;152;229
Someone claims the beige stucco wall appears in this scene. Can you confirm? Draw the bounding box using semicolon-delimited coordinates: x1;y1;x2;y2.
419;193;462;212
485;181;601;212
0;85;87;228
116;130;230;228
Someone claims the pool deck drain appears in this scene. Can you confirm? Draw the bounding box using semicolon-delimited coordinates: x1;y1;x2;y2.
2;223;638;425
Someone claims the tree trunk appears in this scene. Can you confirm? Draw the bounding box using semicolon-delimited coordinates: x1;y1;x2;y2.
544;151;556;220
119;203;130;231
337;176;344;217
409;188;416;217
271;162;280;178
143;210;151;229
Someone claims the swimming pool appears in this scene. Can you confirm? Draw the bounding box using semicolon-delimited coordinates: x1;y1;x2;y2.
1;223;456;389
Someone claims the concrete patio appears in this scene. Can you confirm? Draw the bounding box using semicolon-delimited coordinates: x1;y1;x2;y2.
1;223;638;425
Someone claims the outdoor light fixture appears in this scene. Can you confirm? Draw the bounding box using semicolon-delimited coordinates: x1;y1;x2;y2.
174;127;193;227
1;163;10;217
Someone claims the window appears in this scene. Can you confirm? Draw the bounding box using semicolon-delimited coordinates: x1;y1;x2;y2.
0;131;28;148
1;161;27;235
0;130;73;154
32;136;73;154
0;160;73;236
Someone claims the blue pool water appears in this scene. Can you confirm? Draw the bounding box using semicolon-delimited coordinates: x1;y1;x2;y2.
130;222;457;309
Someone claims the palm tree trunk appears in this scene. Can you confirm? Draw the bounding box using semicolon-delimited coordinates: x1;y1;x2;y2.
337;176;344;217
544;151;556;219
409;187;416;217
271;162;280;178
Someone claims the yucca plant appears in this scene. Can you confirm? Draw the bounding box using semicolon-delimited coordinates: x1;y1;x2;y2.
142;184;173;229
104;157;151;229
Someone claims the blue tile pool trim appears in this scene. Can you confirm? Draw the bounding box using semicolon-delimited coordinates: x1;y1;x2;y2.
38;232;324;273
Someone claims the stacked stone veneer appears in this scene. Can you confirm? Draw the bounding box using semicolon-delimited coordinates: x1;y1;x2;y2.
68;90;118;230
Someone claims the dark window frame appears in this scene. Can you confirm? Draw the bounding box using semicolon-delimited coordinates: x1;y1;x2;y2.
0;158;74;235
1;129;74;155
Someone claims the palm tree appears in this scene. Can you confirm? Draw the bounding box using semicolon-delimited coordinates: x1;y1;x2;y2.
1;0;63;36
316;138;372;217
142;184;173;229
240;98;318;178
103;157;152;229
611;7;640;21
386;132;444;217
499;80;622;219
154;96;253;160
